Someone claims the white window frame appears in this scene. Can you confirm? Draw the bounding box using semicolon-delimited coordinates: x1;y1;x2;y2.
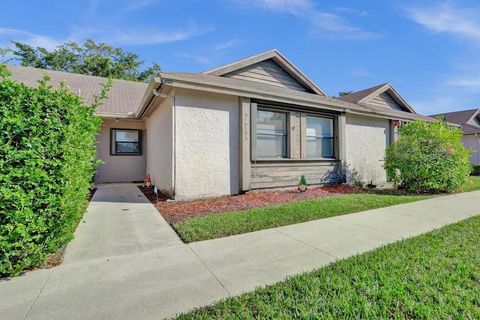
305;114;335;159
253;107;289;160
110;128;142;156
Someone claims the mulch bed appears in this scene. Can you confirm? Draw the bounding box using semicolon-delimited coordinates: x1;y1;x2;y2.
139;184;360;223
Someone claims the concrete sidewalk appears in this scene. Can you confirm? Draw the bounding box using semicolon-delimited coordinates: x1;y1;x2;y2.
1;184;479;320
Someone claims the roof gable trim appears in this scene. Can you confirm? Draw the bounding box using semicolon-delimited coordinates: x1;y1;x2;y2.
203;49;326;96
359;83;416;113
467;109;480;124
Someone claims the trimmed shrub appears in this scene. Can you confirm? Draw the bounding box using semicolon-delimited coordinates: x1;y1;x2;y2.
471;165;480;176
0;64;110;276
385;120;471;193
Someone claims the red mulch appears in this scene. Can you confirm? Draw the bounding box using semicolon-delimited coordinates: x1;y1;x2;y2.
139;184;360;223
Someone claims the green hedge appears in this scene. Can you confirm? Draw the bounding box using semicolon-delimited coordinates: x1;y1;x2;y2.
0;65;109;276
385;120;471;193
471;165;480;176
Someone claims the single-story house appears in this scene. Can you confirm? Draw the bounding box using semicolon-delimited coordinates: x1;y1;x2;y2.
430;109;480;164
7;49;439;200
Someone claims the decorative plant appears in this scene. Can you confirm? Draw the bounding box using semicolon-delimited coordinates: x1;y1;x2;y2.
385;120;471;193
298;175;308;192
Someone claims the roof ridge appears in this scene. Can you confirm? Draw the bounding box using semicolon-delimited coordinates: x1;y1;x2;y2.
6;64;146;85
429;108;479;117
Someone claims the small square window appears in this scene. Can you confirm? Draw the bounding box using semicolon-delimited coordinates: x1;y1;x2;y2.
111;129;141;155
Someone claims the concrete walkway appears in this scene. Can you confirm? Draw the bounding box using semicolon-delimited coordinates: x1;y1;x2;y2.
1;184;479;320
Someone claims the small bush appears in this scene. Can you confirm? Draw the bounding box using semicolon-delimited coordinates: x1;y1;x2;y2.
0;64;110;276
471;164;480;176
385;120;471;193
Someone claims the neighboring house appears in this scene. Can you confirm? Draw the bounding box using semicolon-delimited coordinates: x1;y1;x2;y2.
430;109;480;164
6;49;438;200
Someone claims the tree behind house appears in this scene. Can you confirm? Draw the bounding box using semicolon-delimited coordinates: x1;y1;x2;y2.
9;39;160;82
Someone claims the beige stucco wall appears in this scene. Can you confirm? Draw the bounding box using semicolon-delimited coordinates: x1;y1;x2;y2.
174;88;239;200
95;119;146;183
345;114;390;185
463;135;480;164
145;97;174;195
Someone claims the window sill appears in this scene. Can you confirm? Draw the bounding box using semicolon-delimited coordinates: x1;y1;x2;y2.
252;158;338;162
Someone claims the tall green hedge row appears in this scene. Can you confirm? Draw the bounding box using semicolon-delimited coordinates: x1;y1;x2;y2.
471;164;480;176
0;65;109;276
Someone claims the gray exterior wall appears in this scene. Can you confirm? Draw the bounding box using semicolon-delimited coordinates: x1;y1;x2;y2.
94;92;397;197
224;59;309;92
463;135;480;164
250;162;339;189
367;92;404;111
95;119;146;183
345;114;390;185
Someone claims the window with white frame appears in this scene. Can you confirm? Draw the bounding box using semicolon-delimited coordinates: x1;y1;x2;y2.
111;129;141;155
256;109;287;159
306;116;334;158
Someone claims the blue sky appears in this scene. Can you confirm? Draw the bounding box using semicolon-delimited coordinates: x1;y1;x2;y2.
1;0;480;115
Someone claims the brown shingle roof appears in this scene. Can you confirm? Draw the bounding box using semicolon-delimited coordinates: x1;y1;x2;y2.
6;65;148;117
430;109;478;125
158;72;438;123
337;83;387;103
430;109;480;134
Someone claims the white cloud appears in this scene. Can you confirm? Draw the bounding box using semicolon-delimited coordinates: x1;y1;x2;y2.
234;0;380;40
108;27;212;46
176;53;211;65
410;96;460;115
0;27;62;50
0;21;213;50
409;71;480;114
404;2;480;41
213;39;239;52
118;0;159;15
351;68;372;77
68;22;213;46
334;7;368;18
448;76;480;89
255;0;311;14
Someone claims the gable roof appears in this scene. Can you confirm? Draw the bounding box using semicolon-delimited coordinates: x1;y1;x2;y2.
430;109;479;125
6;65;148;117
338;83;416;113
338;83;387;103
430;108;480;134
203;49;326;96
146;71;440;124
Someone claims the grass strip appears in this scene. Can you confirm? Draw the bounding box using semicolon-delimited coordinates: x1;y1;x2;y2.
173;194;429;242
177;215;480;319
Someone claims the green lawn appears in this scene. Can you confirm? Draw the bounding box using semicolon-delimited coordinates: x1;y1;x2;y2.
177;215;480;319
173;194;429;242
458;176;480;192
